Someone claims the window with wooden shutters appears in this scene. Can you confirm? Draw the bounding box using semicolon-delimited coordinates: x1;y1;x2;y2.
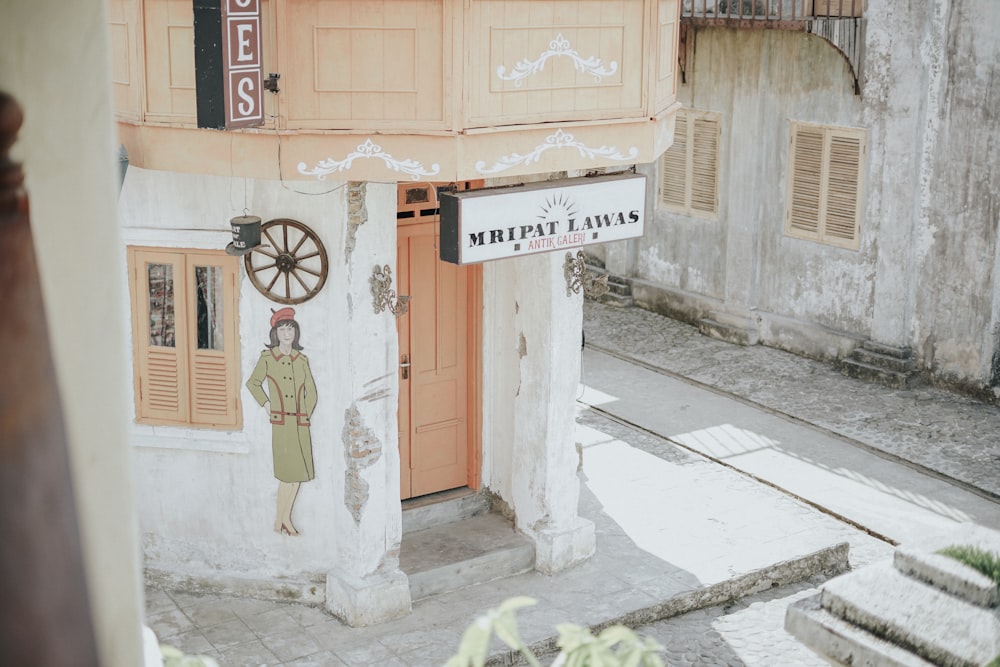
127;247;242;429
785;122;865;250
659;108;720;219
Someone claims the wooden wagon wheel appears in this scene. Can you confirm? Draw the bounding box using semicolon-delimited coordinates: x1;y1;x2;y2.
244;218;328;304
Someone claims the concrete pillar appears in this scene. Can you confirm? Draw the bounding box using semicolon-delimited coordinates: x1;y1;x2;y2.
487;252;596;574
324;182;411;625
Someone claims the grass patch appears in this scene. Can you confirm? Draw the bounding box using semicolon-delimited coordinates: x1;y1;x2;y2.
936;545;1000;586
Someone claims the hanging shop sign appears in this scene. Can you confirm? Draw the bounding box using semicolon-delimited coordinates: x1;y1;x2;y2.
439;173;646;265
221;0;263;128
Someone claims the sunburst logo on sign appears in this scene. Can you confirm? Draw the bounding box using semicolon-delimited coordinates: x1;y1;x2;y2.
539;194;578;222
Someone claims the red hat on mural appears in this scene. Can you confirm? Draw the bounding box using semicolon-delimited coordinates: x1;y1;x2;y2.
270;307;296;328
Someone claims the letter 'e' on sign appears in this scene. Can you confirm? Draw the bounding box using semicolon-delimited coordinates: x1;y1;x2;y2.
222;0;263;128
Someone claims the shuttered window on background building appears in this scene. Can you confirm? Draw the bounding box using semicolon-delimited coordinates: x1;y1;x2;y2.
659;108;720;219
786;122;865;250
127;247;242;429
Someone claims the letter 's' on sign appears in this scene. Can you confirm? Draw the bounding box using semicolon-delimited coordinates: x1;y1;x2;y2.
222;0;263;128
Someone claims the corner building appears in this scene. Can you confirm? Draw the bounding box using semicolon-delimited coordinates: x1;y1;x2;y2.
111;0;680;625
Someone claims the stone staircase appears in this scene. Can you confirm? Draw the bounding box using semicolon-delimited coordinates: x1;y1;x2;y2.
599;273;633;307
582;263;633;306
840;340;918;390
399;489;535;601
786;523;1000;667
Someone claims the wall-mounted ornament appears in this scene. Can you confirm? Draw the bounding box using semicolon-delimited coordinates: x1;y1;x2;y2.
564;250;609;299
475;129;639;175
496;32;618;87
370;265;410;317
297;138;440;181
245;218;328;304
225;215;262;256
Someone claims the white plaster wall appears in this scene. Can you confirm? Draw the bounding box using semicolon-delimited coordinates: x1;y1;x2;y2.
120;169;401;590
1;1;145;663
621;2;1000;387
912;0;1000;382
483;250;593;572
333;180;404;579
481;261;519;496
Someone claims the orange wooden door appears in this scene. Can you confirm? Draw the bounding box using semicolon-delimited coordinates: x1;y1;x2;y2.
397;183;481;499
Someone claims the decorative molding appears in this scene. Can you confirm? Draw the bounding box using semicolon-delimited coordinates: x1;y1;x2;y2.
563;250;609;298
496;32;618;87
370;264;410;317
298;138;440;181
475;129;638;175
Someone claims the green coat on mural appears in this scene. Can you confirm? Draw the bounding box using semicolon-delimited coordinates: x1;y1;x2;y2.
246;348;318;483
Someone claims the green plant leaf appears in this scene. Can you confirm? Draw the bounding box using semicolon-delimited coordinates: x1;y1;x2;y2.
498;596;539;614
445;616;492;667
597;625;636;646
936;545;1000;587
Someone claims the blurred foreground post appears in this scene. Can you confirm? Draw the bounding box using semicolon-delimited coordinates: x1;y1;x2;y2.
0;92;100;665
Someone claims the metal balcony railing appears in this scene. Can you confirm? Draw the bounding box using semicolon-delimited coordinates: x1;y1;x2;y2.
682;0;864;23
679;0;866;94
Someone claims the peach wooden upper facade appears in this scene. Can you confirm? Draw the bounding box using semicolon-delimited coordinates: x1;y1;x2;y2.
109;0;680;182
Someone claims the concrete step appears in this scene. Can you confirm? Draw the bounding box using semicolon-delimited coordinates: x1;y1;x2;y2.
840;340;917;389
400;512;535;601
893;524;1000;608
402;488;490;534
785;594;934;667
852;347;915;374
785;595;936;667
817;561;1000;666
605;278;632;297
840;357;913;390
862;340;913;359
698;317;760;346
598;291;634;307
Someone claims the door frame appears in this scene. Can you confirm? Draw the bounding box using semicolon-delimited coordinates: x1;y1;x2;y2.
465;264;482;491
395;181;483;496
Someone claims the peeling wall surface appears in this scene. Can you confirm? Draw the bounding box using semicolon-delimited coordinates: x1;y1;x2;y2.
615;0;999;389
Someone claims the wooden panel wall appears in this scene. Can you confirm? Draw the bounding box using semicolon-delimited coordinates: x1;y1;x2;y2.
655;0;678;113
280;0;448;130
143;0;197;123
467;0;647;127
108;0;141;121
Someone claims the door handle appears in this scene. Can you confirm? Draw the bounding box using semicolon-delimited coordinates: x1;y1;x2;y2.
400;354;411;380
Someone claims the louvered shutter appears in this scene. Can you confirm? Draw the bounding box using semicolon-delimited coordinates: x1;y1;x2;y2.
129;248;190;424
187;252;241;428
128;247;241;429
660;110;720;218
787;125;824;238
786;123;864;249
660;113;688;208
690;115;720;215
823;131;864;247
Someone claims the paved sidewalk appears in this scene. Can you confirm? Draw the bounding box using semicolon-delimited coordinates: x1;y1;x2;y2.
583;301;1000;500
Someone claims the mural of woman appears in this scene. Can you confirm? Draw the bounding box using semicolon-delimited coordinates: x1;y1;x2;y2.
246;307;317;536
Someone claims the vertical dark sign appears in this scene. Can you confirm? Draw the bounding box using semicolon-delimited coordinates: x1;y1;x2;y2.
221;0;263;128
194;0;225;129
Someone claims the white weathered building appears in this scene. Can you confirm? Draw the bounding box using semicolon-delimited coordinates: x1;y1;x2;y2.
109;0;681;626
590;0;1000;395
